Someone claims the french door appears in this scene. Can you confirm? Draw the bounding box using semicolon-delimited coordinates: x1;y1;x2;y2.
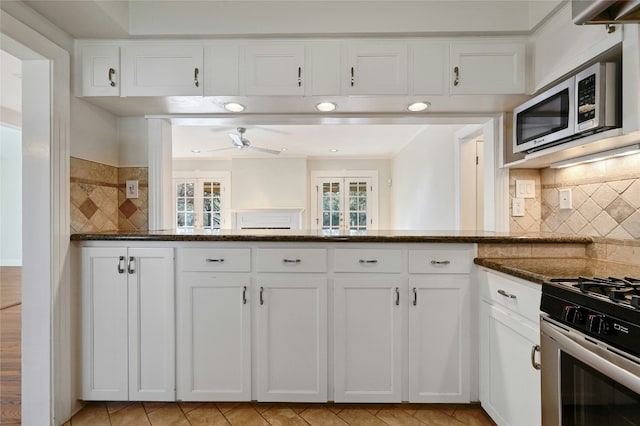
173;173;230;230
312;175;376;232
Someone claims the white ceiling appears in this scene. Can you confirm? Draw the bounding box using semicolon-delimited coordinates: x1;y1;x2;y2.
172;124;429;159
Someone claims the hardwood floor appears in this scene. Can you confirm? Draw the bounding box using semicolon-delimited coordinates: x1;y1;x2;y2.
0;266;21;425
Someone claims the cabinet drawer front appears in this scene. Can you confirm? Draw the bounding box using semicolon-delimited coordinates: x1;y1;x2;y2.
483;270;541;322
408;246;473;274
255;249;327;273
179;248;251;272
333;249;401;273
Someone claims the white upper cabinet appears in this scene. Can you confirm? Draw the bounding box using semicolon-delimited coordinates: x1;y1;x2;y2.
411;42;448;95
204;45;240;96
346;43;408;95
450;42;526;94
121;45;204;96
243;44;305;95
80;45;120;96
308;43;342;96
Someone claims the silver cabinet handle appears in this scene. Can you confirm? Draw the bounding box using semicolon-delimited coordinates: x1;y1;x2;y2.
431;260;451;265
350;66;355;87
259;286;264;305
531;344;541;370
194;67;199;87
453;66;460;86
127;256;135;274
242;286;247;305
413;287;417;306
395;287;400;306
497;289;517;299
283;258;301;263
206;258;225;263
298;66;302;87
359;259;378;264
117;256;126;274
108;67;116;87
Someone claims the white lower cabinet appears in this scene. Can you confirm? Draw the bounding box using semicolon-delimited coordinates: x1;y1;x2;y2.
81;247;174;401
256;275;328;402
333;277;403;402
177;273;251;401
409;276;470;402
479;268;541;426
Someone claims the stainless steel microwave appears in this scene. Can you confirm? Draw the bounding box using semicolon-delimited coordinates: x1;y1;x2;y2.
513;62;620;154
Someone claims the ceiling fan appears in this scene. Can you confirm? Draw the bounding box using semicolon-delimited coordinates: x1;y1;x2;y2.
208;127;281;155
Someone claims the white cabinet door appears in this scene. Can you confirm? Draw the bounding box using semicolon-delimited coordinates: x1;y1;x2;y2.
411;42;448;95
244;44;305;95
333;277;403;402
177;273;250;401
450;42;525;94
347;43;408;95
122;45;203;96
204;45;240;96
480;302;541;426
81;247;129;400
80;45;120;96
409;276;470;403
127;248;175;401
256;275;327;402
308;43;342;96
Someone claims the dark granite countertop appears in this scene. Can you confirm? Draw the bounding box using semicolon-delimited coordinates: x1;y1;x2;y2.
474;257;640;285
70;229;594;243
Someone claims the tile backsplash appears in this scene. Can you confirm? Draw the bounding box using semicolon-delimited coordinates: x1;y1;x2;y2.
71;157;148;232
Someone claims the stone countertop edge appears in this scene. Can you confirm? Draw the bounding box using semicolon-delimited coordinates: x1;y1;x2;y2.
69;230;594;244
474;258;551;285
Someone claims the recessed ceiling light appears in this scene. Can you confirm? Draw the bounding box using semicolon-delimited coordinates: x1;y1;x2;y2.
191;149;201;153
407;101;430;112
316;102;337;112
329;149;339;153
224;102;245;112
281;148;288;152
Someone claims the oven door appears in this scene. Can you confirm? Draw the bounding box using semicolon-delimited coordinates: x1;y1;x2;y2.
540;316;640;426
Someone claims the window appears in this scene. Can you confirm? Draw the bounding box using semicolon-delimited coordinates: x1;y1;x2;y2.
310;171;378;233
173;172;230;230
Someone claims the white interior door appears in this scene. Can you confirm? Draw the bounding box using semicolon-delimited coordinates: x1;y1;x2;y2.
314;177;374;232
174;173;230;229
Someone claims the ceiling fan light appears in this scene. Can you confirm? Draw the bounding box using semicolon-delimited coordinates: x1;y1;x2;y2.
224;102;245;112
407;101;430;112
316;102;337;112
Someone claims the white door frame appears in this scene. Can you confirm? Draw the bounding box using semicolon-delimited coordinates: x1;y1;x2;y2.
2;10;73;426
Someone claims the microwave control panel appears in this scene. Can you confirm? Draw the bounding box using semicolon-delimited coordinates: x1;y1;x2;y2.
577;72;597;126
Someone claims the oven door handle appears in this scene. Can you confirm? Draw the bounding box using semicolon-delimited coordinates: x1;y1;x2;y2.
541;318;640;395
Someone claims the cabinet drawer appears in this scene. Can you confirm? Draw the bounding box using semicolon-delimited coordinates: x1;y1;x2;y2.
482;270;541;322
255;249;327;273
333;249;401;273
179;248;251;272
408;246;473;274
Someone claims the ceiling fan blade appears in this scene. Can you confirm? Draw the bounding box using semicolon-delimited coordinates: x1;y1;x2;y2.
246;146;281;155
206;146;237;152
229;133;245;147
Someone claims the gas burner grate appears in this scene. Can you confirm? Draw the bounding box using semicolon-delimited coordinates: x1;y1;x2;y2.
550;276;640;307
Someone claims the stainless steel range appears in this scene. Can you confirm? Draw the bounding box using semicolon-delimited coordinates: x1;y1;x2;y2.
540;276;640;425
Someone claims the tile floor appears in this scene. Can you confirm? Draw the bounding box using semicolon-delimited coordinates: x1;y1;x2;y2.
67;401;496;426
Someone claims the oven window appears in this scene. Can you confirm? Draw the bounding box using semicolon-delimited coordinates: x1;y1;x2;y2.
516;88;570;145
561;352;640;425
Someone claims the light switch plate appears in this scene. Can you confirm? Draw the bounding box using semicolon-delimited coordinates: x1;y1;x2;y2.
126;180;139;199
512;197;525;217
559;188;572;210
515;180;535;199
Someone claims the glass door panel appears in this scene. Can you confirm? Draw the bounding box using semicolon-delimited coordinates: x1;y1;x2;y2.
202;181;222;229
316;177;372;233
348;181;368;233
321;181;342;231
176;182;195;228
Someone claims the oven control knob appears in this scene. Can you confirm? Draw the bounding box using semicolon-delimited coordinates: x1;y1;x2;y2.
587;314;610;335
562;306;585;324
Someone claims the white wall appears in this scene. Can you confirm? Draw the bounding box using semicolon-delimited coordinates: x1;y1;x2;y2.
0;125;22;265
308;158;391;229
70;97;119;166
232;158;307;210
118;116;148;167
172;158;232;172
390;125;464;230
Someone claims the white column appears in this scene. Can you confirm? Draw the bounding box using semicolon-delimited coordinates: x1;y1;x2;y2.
147;118;173;230
623;24;640;134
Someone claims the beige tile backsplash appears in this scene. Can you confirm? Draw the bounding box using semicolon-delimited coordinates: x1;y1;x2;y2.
70;157;148;232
